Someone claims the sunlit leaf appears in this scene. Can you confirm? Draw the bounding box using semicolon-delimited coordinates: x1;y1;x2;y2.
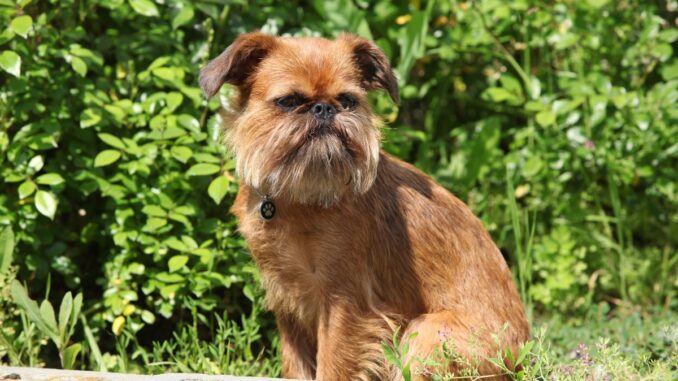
207;176;229;205
0;227;14;275
35;190;58;220
62;343;81;369
168;255;189;272
10;15;32;38
0;50;21;76
129;0;159;17
186;163;220;176
18;180;36;199
172;6;194;29
35;173;65;186
98;133;126;150
94;150;122;167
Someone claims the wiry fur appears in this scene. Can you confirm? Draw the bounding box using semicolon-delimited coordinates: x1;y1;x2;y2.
200;32;529;380
229;103;380;206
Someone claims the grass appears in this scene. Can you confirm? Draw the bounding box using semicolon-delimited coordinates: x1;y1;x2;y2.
384;306;677;381
89;305;678;380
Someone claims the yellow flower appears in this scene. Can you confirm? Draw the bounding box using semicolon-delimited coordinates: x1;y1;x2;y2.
515;184;530;199
434;15;449;27
123;305;136;316
112;316;125;336
454;78;467;92
396;14;412;25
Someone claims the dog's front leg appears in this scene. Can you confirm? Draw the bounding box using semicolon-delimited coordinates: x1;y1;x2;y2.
315;303;392;381
277;314;317;380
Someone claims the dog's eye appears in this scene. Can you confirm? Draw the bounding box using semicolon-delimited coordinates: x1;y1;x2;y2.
275;95;304;110
337;94;358;109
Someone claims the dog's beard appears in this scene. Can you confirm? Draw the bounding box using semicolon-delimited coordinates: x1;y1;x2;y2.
230;109;380;207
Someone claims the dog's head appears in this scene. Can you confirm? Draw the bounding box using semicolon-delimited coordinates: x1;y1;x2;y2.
199;32;398;206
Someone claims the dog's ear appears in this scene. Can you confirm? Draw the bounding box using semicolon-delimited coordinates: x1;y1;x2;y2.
341;34;399;104
199;32;277;98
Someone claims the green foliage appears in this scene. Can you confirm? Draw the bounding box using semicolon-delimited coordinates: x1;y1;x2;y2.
147;310;280;376
7;228;85;369
383;308;677;380
0;0;675;374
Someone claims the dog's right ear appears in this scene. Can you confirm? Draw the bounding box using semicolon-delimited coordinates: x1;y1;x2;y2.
199;32;277;99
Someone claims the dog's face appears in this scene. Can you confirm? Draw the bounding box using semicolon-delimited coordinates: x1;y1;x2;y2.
200;33;398;206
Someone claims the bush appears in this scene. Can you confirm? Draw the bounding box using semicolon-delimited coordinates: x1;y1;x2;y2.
0;0;676;373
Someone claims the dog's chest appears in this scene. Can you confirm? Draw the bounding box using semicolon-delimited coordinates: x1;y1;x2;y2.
236;205;353;327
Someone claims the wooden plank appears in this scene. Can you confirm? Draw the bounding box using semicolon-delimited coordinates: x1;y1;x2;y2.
0;367;294;381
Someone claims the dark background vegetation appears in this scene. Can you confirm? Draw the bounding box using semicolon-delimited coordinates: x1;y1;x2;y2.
0;0;676;377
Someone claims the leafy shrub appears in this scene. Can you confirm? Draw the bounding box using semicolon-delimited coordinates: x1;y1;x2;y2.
0;0;676;373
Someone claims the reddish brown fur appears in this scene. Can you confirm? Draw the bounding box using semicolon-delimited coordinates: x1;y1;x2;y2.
200;32;529;380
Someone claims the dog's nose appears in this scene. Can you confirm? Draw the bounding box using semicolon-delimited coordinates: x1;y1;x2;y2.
310;102;336;120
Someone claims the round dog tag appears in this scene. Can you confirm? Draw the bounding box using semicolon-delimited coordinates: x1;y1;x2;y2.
259;199;276;220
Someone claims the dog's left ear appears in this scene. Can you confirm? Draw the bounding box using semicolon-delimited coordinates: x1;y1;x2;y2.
341;34;400;105
199;32;278;98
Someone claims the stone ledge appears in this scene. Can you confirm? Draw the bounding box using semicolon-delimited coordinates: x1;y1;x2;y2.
0;367;294;381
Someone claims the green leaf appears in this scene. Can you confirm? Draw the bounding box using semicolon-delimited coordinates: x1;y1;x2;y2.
40;300;59;334
168;212;191;228
177;114;200;133
535;110;556;127
172;6;194;29
18;180;37;199
396;4;432;83
165;237;188;252
129;0;159;17
10;16;32;38
170;146;193;163
0;50;21;77
94;150;122;167
79;108;101;128
381;343;400;368
69;56;87;77
80;315;107;372
156;272;184;283
144;217;167;231
58;292;73;339
165;92;183;112
152;67;179;81
168;255;189;272
28;156;44;172
36;173;65;186
148;56;170;70
515;340;534;366
186;163;220;176
62;343;81;370
142;205;166;217
660;60;678;81
528;76;541;99
98;133;126;150
522;157;543;178
403;363;412;381
0;227;14;275
10;280;60;346
141;310;156;324
141;205;167;217
207;176;230;205
485;87;515;103
585;0;610;8
35;190;58;220
70;293;83;334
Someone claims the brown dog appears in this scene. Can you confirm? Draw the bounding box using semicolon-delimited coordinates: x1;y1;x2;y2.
200;32;528;381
